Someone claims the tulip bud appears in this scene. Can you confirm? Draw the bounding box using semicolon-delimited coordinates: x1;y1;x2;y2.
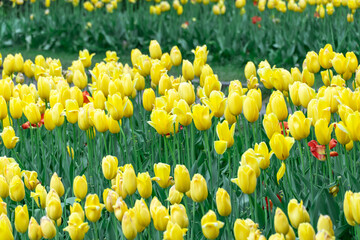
174;165;190;193
14;53;24;72
46;189;63;220
73;175;88;200
306;51;320;73
192;104;213;131
1;126;19;149
153;163;173;188
85;194;104;222
167;185;184;204
287;199;310;229
63;212;90;240
103;188;119;212
298;222;315;240
231;165;257;194
31;184;47;209
245;61;256;80
28;217;42;240
15;204;29;233
201;210;224;239
22;170;39;191
263;113;282;140
102;155;118;180
142;88;156;112
0;214;14;240
182;60;195;81
70;202;85;221
243;95;259;123
178;82;195;106
216;188;232;217
9;97;23;119
137;172;152;199
152;205;169;231
44;109;56;131
40;216;56;239
9;175;25;202
190;174;208;202
134;198;151;228
122;164;137;195
149;40;162;59
73;70;88;90
122;210;137;239
317;215;334;236
170;204;189;228
50;172;65;197
274;208;289;234
270;133;295;161
170;46;182;66
24;103;41;124
113;197;127;222
315;119;334;146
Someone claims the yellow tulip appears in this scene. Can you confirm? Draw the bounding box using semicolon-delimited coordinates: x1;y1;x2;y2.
0;214;14;240
15;204;29;233
315;119;334;145
28;217;42;240
1;126;19;149
335;121;351;146
204;74;222;97
137;172;152;199
203;91;226;118
287;199;310;229
317;215;334;236
24;103;41;124
288;111;311;140
182;60;194;81
0;198;6;215
149;40;162;59
102;155;118;180
168;185;184;205
173;99;192;126
134;198;151;229
65;99;79;124
270;133;295;160
298;82;315;108
346;52;358;73
63;212;90;240
50;172;65;197
153;163;173;188
22;170;39;191
306;51;320;73
277;162;286;184
46;189;62;220
291;67;302;82
201;210;224;239
113;197;128;221
321;70;333;87
233;218;259;240
73;175;88;200
228;92;245;116
289;82;301;106
122;164;137;195
73;70;88;90
163;221;187;240
51;103;65;127
133;72;145;91
263;113;282;140
243;95;259;123
142;88;156;112
30;184;47;209
319;44;335;69
85;194;104;222
103;188;119;212
170;204;189;228
9;175;25;202
216;188;231;217
331;53;347;75
174;165;190;193
192;104;213;131
298;222;315;240
14;53;24;72
178;82;195;106
241;149;261;177
158;74;173;96
193;57;205;77
231;165;257;194
40;216;57;239
9;97;23;119
274;208;289;234
148;109;176;135
266;91;288;121
152;205;170;231
245;61;256;79
307;98;331;125
170;46;182;66
346;111;360;141
122;210;137;239
79;49;95;68
344;191;356;226
215;120;235;148
44;109;56;131
301;68;315;87
200;65;214;87
254;142;273;169
190;173;208;202
70;202;85;221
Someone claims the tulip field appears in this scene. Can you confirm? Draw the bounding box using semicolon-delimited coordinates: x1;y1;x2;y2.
0;42;360;240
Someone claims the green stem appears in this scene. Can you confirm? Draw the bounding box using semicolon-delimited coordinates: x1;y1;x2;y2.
344;145;351;188
298;140;305;177
251;122;257;145
326;144;333;183
163;136;169;164
240;115;249;149
93;222;99;240
185;126;191;169
102;132;108;155
303;139;313;200
203;131;212;197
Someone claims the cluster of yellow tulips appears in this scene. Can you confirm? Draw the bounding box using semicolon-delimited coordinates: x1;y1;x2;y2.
1;40;360;239
5;0;360;19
